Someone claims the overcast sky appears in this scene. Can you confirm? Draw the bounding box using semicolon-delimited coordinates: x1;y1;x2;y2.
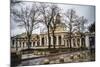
11;1;95;36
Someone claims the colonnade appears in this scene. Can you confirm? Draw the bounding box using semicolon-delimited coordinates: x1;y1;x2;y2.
11;34;90;50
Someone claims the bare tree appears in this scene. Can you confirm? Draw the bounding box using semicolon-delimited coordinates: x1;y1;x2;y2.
74;16;87;33
12;3;40;49
65;9;78;48
39;3;59;48
50;11;61;48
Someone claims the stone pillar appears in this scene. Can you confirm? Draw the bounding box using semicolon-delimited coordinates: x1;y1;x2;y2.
85;35;90;49
51;35;53;46
75;38;78;48
80;38;82;48
31;41;33;47
21;41;23;48
66;40;68;48
65;40;67;47
35;41;37;46
24;42;27;48
40;36;42;46
71;38;73;48
47;36;49;46
44;37;47;47
56;35;59;46
61;35;64;46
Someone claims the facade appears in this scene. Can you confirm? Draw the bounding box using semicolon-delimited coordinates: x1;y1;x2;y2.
11;23;95;52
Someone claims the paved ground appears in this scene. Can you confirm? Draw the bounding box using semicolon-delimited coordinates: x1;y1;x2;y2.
18;50;93;66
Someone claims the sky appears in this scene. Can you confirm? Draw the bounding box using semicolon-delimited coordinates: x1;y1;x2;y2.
10;1;95;36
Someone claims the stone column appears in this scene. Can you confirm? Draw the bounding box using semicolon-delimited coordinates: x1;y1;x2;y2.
24;42;27;48
71;38;73;48
85;35;90;49
65;40;67;47
56;35;59;46
80;38;82;48
47;36;49;46
21;41;23;48
31;41;33;48
75;38;78;48
51;35;53;46
35;41;37;46
44;37;47;47
61;35;64;46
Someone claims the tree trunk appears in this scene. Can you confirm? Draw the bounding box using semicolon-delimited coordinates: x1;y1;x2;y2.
69;23;72;48
47;27;50;49
69;33;72;48
27;34;31;49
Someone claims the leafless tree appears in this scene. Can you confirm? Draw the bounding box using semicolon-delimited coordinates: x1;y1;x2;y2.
12;3;40;49
75;16;88;48
79;16;88;33
50;6;61;48
39;3;60;48
65;9;79;48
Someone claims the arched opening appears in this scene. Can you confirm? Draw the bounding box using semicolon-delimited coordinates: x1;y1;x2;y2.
42;37;44;46
19;41;21;48
37;41;40;46
73;39;76;47
67;40;69;48
54;36;56;45
59;36;61;45
12;40;14;47
33;42;35;47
